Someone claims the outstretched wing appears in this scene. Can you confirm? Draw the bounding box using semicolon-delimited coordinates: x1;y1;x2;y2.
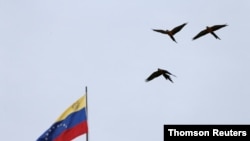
145;71;162;82
152;29;167;34
171;23;187;35
211;24;228;31
192;29;209;40
162;73;173;83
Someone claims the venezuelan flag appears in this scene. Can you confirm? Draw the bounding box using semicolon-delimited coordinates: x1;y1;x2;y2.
37;95;88;141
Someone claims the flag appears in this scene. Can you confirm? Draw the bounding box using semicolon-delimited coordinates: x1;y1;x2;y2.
37;95;88;141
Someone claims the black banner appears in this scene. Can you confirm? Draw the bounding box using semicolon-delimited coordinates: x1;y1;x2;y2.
164;125;250;138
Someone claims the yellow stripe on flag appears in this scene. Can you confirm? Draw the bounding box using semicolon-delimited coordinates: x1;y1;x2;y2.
56;95;86;122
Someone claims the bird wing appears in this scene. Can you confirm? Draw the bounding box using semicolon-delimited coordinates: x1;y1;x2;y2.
192;29;209;40
145;71;162;82
171;23;187;35
152;29;167;34
163;73;173;83
211;24;227;31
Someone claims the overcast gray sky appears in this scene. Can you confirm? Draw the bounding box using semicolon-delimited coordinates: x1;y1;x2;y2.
1;0;250;140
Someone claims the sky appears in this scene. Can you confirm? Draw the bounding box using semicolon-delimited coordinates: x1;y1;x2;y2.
1;0;250;140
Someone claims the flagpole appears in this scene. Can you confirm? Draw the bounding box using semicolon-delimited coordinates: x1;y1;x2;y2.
85;86;89;141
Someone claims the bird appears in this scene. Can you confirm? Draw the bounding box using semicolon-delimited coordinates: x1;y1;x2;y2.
145;68;176;83
192;24;228;40
152;23;187;43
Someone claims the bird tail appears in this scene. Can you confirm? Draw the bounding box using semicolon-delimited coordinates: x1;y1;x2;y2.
211;31;221;40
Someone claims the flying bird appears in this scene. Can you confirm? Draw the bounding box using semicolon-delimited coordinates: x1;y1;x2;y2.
152;23;187;43
192;24;228;40
145;68;176;83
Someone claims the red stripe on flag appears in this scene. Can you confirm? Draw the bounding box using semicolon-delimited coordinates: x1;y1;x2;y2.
54;120;88;141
